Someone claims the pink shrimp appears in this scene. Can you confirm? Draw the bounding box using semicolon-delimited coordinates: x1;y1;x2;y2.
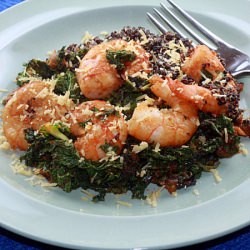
69;100;127;161
182;45;225;82
76;39;150;99
128;75;199;147
2;81;73;150
167;79;227;115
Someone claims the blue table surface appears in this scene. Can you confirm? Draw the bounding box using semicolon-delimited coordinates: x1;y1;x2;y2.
1;0;250;249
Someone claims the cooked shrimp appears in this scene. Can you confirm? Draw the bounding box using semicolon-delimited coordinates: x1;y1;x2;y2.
128;76;199;147
69;100;127;161
182;45;225;82
76;39;150;99
167;79;227;115
2;81;73;150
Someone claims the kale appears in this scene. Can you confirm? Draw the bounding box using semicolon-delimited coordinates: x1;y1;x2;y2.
16;59;55;87
131;113;240;193
20;128;89;192
101;108;120;117
106;49;136;73
16;44;88;88
20;126;148;200
100;142;119;154
190;112;240;157
20;112;240;201
53;70;85;103
55;45;88;72
137;144;201;193
39;123;73;141
89;106;120;118
107;78;151;119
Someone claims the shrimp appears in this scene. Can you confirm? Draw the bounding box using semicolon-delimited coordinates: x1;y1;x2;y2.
167;79;227;115
2;81;74;150
182;45;225;82
76;39;150;99
128;76;199;147
69;100;127;161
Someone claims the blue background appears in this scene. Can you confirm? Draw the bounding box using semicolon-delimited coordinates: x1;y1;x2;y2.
0;0;250;249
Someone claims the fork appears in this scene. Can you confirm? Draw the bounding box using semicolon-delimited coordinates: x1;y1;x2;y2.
147;0;250;77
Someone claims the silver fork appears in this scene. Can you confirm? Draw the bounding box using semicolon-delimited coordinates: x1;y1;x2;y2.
147;0;250;77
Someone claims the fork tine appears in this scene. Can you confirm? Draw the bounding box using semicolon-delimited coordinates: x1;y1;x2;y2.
147;12;169;34
152;8;186;38
167;0;226;46
160;3;212;48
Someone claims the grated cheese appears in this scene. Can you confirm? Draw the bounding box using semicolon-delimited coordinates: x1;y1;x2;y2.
153;143;161;153
36;87;50;98
132;141;148;153
171;191;178;197
0;134;11;150
116;200;132;207
81;196;89;201
146;186;165;207
239;144;248;156
11;156;33;176
240;148;248;156
40;182;57;187
0;88;8;92
192;189;200;196
81;31;94;44
138;29;149;45
224;127;228;143
100;31;109;37
210;169;222;183
81;189;95;198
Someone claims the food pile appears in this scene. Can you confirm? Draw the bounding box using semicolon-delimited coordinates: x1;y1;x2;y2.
1;27;249;201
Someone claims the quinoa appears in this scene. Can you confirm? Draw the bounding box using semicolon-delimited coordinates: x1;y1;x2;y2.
107;26;193;79
106;26;242;121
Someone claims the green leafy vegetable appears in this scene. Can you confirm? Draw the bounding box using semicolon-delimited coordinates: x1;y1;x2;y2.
40;123;69;141
55;45;88;72
106;49;136;73
100;142;119;154
107;78;152;119
53;70;85;103
16;59;55;87
190;112;240;157
20;126;148;200
20;112;240;201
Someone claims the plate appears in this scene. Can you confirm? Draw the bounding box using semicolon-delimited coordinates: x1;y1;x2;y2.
0;0;250;249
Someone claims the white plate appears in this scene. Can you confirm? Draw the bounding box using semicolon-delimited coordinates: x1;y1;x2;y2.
0;0;250;249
